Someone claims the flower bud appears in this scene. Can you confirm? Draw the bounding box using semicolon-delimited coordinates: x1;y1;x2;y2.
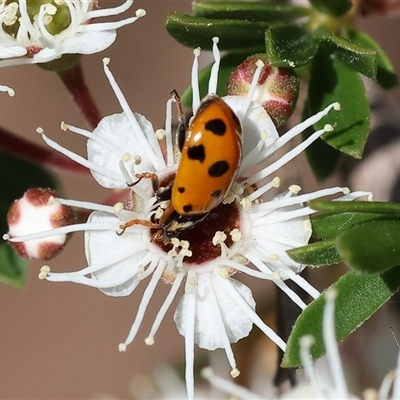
7;188;74;260
227;54;300;127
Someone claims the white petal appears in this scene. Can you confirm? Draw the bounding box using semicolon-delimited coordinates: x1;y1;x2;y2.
33;31;117;62
251;201;311;275
174;274;255;350
0;45;27;58
87;113;156;189
223;96;279;159
85;211;148;297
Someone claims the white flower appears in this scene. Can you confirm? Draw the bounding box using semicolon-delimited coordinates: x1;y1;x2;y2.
0;0;145;66
202;288;400;400
5;38;370;399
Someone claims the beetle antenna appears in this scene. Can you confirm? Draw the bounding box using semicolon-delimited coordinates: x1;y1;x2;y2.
171;89;187;152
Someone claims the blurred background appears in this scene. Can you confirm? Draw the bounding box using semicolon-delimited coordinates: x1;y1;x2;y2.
1;1;400;398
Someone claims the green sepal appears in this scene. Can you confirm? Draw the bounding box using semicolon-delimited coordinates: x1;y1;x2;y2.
192;2;311;22
265;25;318;68
348;30;399;89
0;243;29;289
336;220;400;274
311;210;397;240
304;45;370;179
181;49;263;108
287;239;341;266
38;54;81;73
165;12;270;50
282;266;400;367
319;33;377;79
309;0;353;17
310;200;400;215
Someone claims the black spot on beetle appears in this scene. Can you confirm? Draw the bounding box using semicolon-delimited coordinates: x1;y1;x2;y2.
183;204;193;213
208;161;229;177
187;145;206;162
177;187;185;194
205;118;226;136
211;189;222;198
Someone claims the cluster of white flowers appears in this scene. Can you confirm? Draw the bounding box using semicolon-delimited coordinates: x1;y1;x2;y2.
203;289;400;400
5;37;370;399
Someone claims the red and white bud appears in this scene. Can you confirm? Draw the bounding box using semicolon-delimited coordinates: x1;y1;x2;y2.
6;188;74;260
227;54;300;127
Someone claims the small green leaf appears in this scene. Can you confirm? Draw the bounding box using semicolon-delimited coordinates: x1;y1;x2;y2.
305;46;370;167
336;220;400;274
287;239;341;266
311;211;397;239
348;30;399;89
309;0;353;17
265;25;317;67
320;34;377;78
181;49;263;107
0;242;29;288
166;12;270;50
310;200;400;215
192;2;311;22
282;266;400;367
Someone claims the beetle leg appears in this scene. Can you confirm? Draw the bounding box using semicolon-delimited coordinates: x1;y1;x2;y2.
171;89;187;152
130;172;159;193
117;219;157;236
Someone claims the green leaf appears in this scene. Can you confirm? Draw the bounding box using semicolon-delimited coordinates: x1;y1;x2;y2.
0;242;29;288
319;34;377;79
305;46;370;174
166;12;270;50
309;0;353;17
0;151;58;288
287;239;341;266
181;49;262;108
282;266;400;367
265;25;317;67
192;2;311;22
310;200;400;215
348;30;399;89
311;211;397;240
336;220;400;274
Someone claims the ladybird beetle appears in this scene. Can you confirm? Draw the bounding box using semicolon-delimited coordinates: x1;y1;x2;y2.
119;91;242;240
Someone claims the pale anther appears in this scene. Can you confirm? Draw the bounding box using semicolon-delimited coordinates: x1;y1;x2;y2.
60;122;67;131
193;47;201;57
180;240;190;249
102;57;111;66
368;193;374;201
8;88;15;97
45;4;57;15
230;228;242;242
118;343;127;352
212;37;219;44
333;102;341;111
324;124;334;132
155;207;163;219
232;183;244;196
343;187;350;195
256;59;265;68
135;9;146;18
122;153;131;162
300;334;315;348
113;202;124;212
2;234;10;240
260;130;268;141
47;196;56;206
325;287;338;301
230;368;240;378
134;155;142;165
289;184;301;194
272;177;281;188
270;254;280;262
155;129;166;140
240;198;252;209
219;268;229;279
212;231;227;246
201;367;213;379
36;127;44;134
145;337;154;346
272;271;281;280
38;265;51;280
